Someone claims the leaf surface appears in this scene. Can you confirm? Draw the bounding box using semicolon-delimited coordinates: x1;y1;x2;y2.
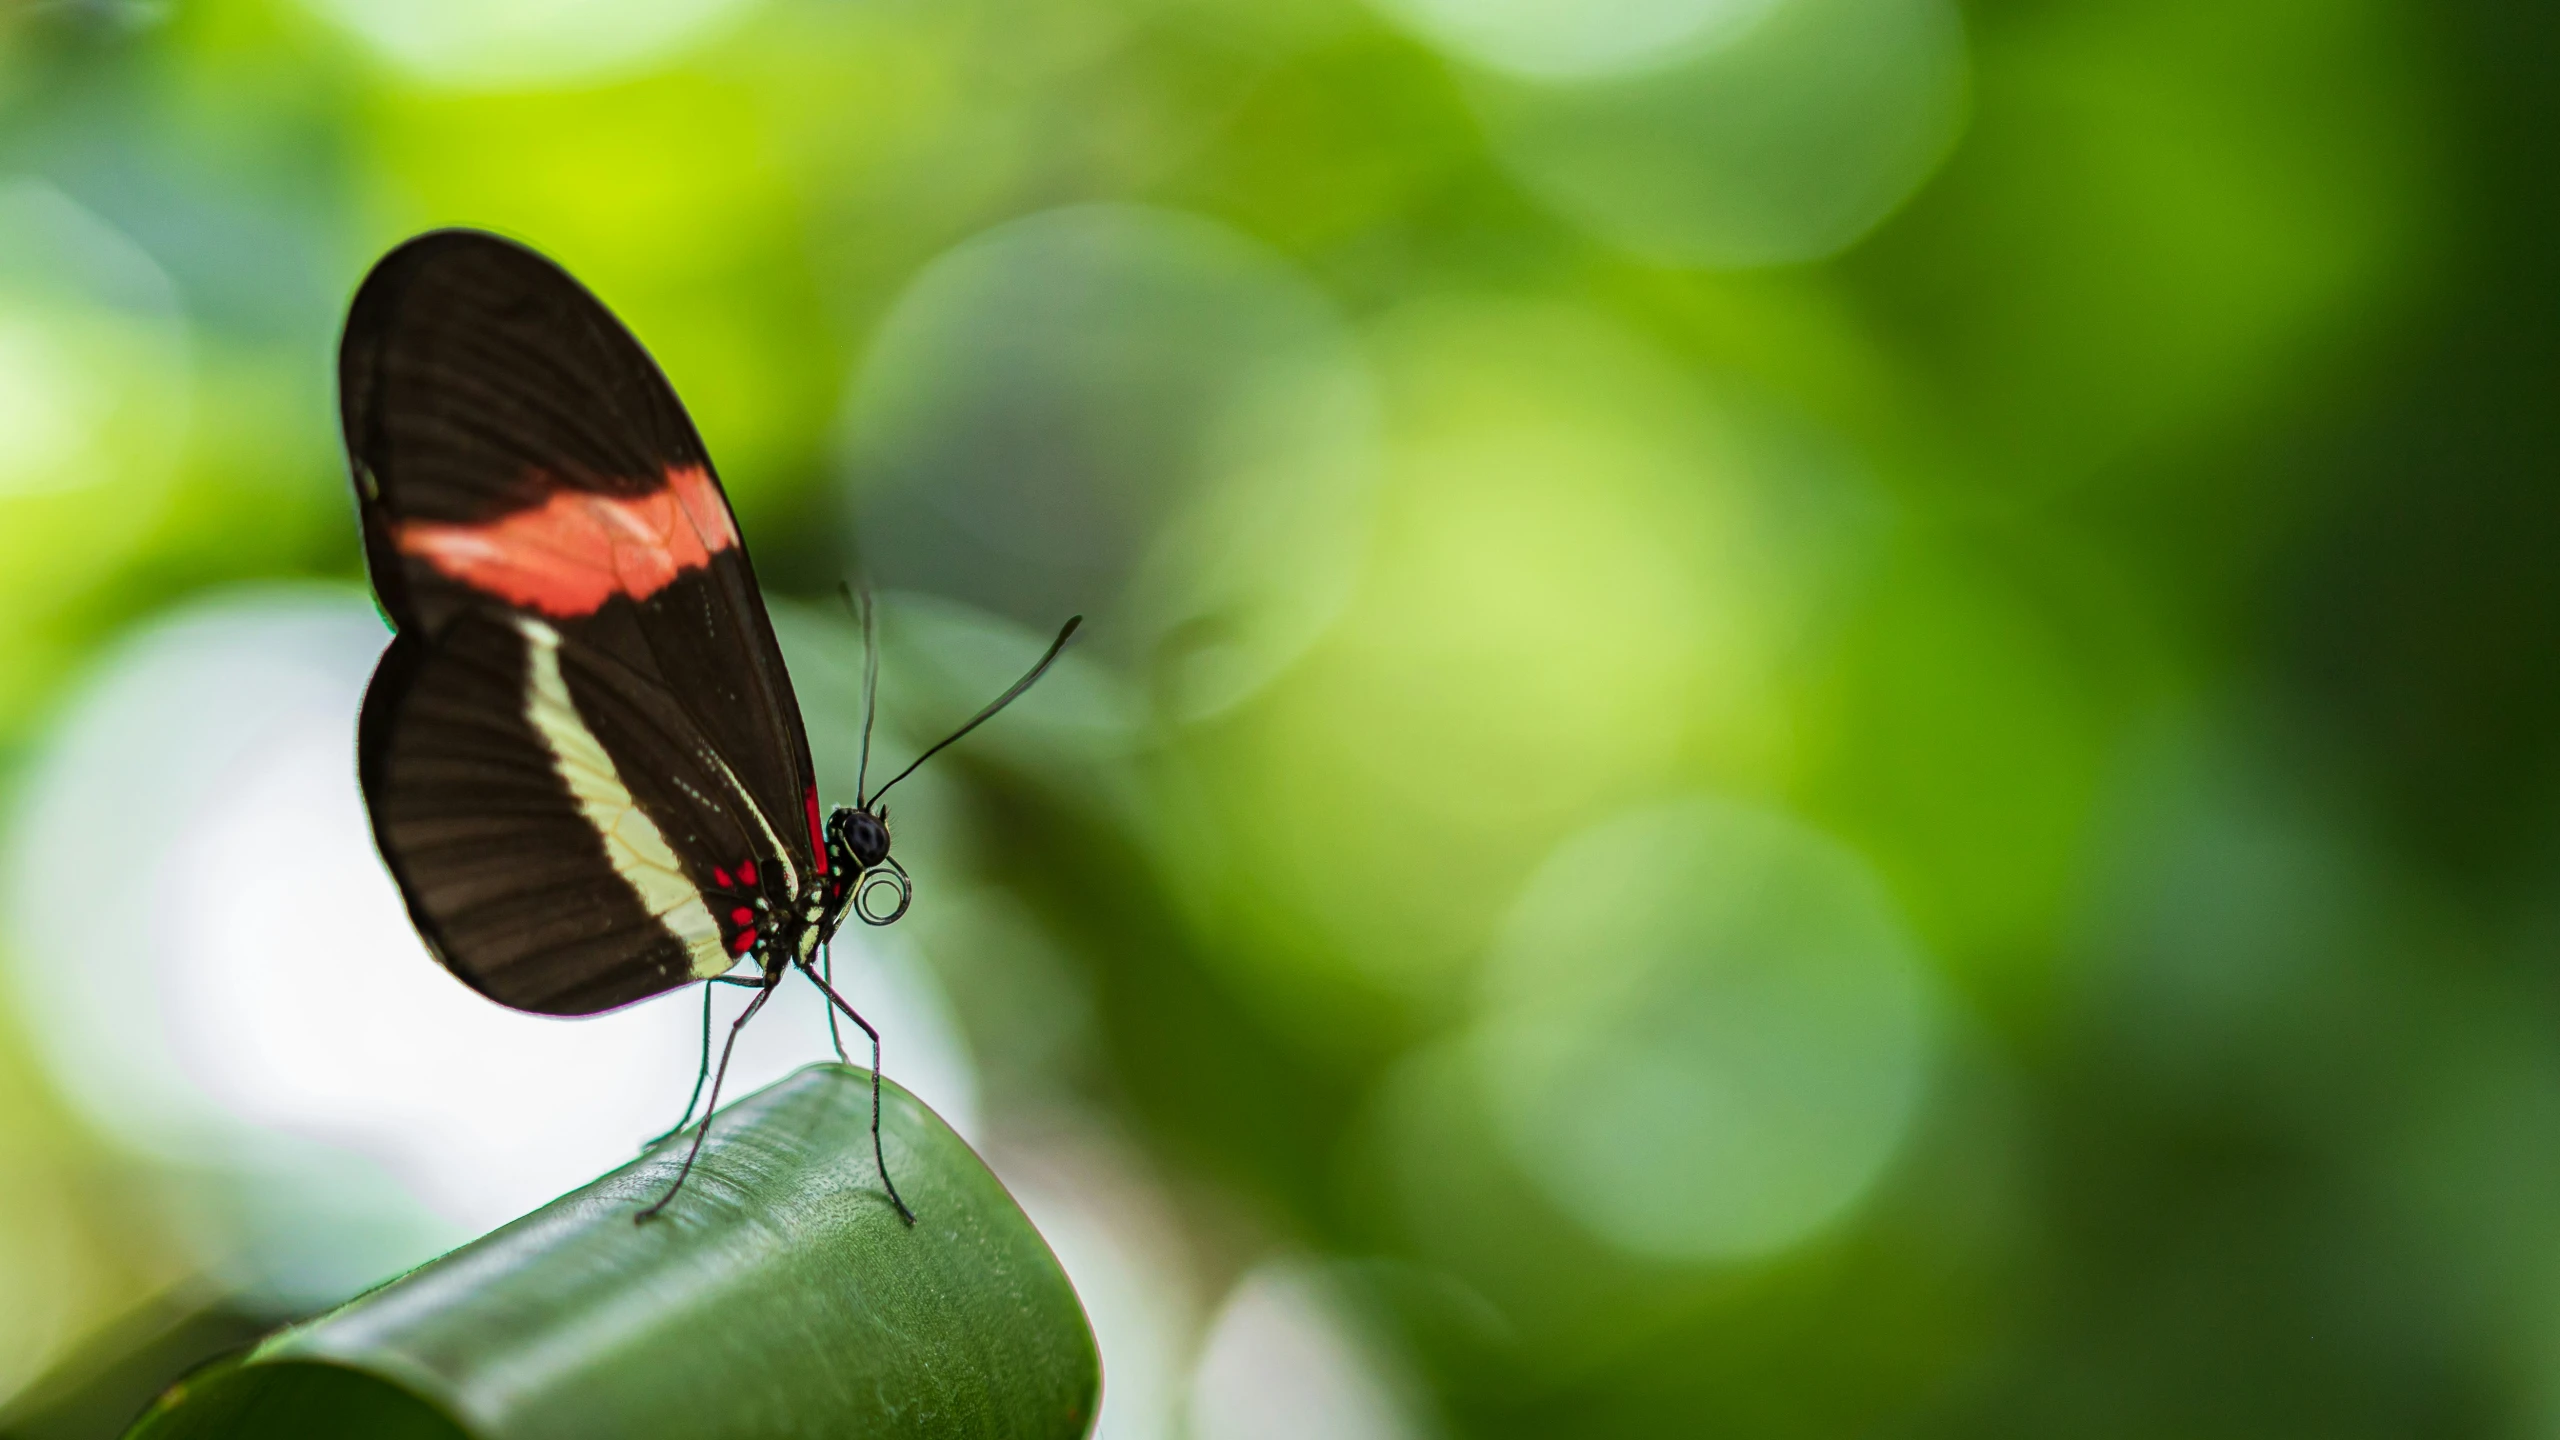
127;1065;1098;1440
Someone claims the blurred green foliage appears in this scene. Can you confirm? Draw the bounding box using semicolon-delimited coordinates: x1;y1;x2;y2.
2;0;2555;1434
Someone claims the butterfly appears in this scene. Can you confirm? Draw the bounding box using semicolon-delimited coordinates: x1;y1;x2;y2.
340;229;1076;1223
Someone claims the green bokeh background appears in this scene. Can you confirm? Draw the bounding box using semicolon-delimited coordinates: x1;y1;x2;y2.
0;0;2548;1433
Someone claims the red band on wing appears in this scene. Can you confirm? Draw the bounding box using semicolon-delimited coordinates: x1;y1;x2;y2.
393;464;740;617
806;787;828;875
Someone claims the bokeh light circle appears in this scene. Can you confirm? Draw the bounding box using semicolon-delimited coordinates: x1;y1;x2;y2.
1187;1261;1432;1440
843;203;1377;722
1477;795;1934;1261
1471;0;1969;267
1367;0;1786;82
1173;296;1880;1011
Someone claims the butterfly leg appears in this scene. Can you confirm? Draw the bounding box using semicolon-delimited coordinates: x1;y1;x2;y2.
819;939;850;1066
795;958;918;1226
637;973;778;1223
643;973;766;1151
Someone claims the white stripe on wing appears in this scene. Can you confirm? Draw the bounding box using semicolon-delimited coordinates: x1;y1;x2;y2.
517;616;732;979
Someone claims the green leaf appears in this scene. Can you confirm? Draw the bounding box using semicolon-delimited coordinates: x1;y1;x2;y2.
124;1065;1099;1440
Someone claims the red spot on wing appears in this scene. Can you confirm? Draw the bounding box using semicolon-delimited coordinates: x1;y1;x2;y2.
730;906;754;925
392;464;739;618
730;928;758;955
713;866;733;888
737;859;756;887
806;787;827;875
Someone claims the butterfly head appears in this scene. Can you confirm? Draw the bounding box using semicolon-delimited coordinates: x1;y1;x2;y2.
823;805;910;927
828;805;892;871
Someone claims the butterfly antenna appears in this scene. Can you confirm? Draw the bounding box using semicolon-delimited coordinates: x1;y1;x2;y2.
855;854;913;926
865;615;1082;807
842;580;883;805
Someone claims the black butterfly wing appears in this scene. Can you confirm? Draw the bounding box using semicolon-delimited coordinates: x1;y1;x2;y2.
360;611;813;1014
341;230;827;1013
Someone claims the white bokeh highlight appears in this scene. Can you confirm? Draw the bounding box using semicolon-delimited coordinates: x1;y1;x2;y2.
996;1129;1203;1440
1187;1261;1434;1440
3;587;975;1302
